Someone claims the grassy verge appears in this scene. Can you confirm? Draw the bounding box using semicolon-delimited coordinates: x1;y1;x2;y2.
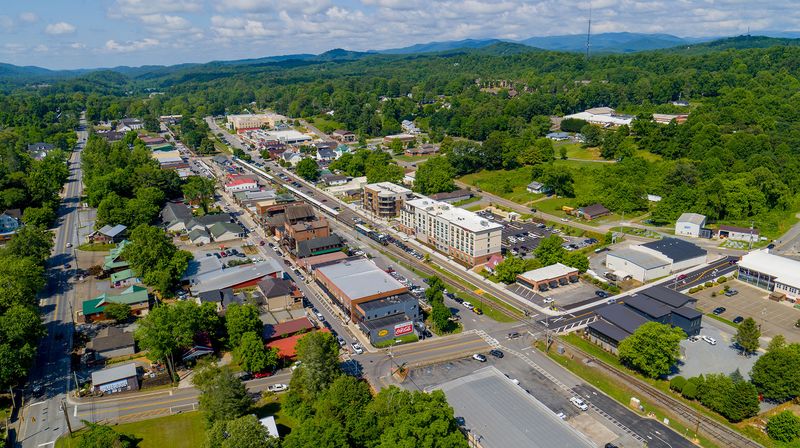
56;411;207;448
609;226;663;239
394;154;431;163
77;243;115;251
452;195;482;207
562;143;602;160
425;263;520;322
538;341;719;448
704;313;739;328
374;333;420;348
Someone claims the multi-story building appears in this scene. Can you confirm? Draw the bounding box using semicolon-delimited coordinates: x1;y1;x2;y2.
400;198;503;266
226;113;285;132
362;182;413;219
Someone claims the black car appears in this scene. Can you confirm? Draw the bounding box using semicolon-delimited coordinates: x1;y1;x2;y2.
453;297;464;304
733;316;744;324
489;349;504;358
712;306;726;315
595;290;608;298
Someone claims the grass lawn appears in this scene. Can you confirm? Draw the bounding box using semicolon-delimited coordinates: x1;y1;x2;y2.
252;394;298;436
304;116;346;134
560;143;602;161
77;243;115;252
56;411;207;448
459;166;542;205
394;154;431;163
634;149;663;162
374;333;420;348
452;195;481;207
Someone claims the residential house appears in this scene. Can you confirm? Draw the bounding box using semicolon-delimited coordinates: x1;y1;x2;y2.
209;222;245;242
80;285;150;323
196;288;245;312
0;211;21;241
110;269;138;288
316;148;336;163
185;214;231;233
526;181;551;194
405;144;439;156
87;326;136;360
546;132;570;141
401;120;421;134
189;228;211;245
117;118;143;132
98;131;125;142
281;151;303;167
257;278;303;311
483;254;504;273
160;202;193;232
331;130;356;143
27;142;55;160
91;224;127;244
321;174;348;186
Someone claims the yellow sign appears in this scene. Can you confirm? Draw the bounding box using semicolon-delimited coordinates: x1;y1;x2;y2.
378;329;389;337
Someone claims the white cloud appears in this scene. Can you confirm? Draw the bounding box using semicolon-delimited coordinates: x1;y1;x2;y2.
33;44;48;52
104;38;160;52
45;22;76;35
111;0;203;16
70;42;86;49
19;12;37;23
139;14;192;29
216;0;331;14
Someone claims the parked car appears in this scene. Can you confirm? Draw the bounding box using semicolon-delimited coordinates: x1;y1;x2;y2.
595;290;608;298
489;349;504;358
677;274;688;280
462;301;474;310
472;353;487;362
724;289;739;297
253;371;274;379
315;311;326;322
543;297;554;304
473;307;483;315
507;332;520;339
267;383;288;393
733;316;744;324
712;307;726;315
702;335;717;345
337;336;346;347
570;397;589;411
351;342;364;355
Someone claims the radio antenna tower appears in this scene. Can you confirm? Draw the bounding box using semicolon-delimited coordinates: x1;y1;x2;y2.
585;3;592;59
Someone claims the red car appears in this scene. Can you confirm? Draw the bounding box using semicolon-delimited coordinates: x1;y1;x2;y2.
677;274;687;280
253;371;274;379
259;240;266;246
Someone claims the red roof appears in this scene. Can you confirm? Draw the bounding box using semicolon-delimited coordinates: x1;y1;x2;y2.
263;317;314;341
485;254;503;270
267;328;329;359
226;178;257;187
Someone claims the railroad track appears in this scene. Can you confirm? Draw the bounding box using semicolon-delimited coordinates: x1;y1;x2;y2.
568;345;764;448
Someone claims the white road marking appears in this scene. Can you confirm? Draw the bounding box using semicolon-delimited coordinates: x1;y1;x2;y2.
37;442;55;447
29;400;47;407
73;405;77;417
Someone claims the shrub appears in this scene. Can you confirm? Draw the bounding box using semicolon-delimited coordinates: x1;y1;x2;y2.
704;281;713;288
767;411;800;442
717;276;728;284
711;292;717;297
689;286;702;294
681;381;698;400
670;376;687;392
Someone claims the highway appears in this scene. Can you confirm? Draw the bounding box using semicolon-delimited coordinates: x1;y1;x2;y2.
15;113;87;448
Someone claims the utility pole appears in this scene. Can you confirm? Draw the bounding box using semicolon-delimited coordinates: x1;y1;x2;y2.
585;2;592;60
61;399;73;435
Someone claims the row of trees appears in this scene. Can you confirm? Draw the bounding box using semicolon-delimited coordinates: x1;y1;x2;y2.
669;371;759;422
424;276;457;334
491;235;589;284
327;149;404;184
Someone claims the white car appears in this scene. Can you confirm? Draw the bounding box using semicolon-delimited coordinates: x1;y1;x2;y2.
268;383;288;393
315;311;325;322
702;335;717;345
542;297;554;304
555;411;567;420
351;342;364;354
290;361;301;371
570;397;589;411
66;242;72;248
472;353;487;362
463;301;475;310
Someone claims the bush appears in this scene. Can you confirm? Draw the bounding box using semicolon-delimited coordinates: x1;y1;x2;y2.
767;411;800;442
689;286;702;294
717;276;728;284
704;281;713;288
681;381;698;400
711;292;717;297
670;376;687;392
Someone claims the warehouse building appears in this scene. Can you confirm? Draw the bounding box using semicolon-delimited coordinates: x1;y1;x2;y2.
516;263;579;292
716;225;759;243
605;238;707;282
738;251;800;301
675;213;708;238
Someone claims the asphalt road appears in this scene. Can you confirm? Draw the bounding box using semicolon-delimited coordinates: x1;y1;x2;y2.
16;114;87;448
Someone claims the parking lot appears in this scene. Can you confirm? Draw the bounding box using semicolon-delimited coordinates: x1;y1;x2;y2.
675;322;760;379
508;280;602;309
692;280;800;342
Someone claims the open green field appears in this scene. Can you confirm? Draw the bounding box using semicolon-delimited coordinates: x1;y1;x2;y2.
459;166;542;205
394;154;431;163
560;143;602;161
77;243;114;251
304;116;347;134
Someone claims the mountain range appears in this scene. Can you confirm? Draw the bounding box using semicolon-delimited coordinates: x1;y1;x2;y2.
2;32;800;82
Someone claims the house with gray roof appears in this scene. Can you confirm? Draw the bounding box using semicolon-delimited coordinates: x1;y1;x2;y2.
91;224;127;243
209;222;245;242
91;363;139;394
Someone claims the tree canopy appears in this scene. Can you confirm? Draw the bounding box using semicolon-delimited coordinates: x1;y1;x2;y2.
618;322;685;378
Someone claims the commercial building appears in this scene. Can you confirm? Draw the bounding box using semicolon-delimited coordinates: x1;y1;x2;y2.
225;176;259;193
314;258;408;318
653;114;688;124
400;197;503;266
91;363;139;395
382;134;416;145
429;189;472;204
285;218;330;244
189;260;283;295
362;182;413;219
516;263;579;292
296;234;344;258
738;251;800;301
355;294;421;344
263;317;315;341
586;286;701;353
227;113;285;132
266;130;312;144
564;107;633;127
578;203;610;220
716;225;759;243
80;285;150;323
405;143;439;156
605;238;707;282
675;213;707;238
90;224;127;243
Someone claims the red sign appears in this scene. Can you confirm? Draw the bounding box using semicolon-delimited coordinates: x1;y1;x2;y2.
394;322;413;336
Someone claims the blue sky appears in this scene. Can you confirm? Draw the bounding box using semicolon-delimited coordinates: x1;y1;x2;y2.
0;0;797;69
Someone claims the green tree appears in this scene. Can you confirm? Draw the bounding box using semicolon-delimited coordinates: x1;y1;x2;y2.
182;176;216;214
493;256;526;284
295;331;341;398
104;302;131;322
205;414;280;448
225;303;263;347
618;322;685;378
0;256;45;310
21;206;56;228
734;317;760;355
123;224;192;294
235;331;278;373
430;301;454;333
580;124;602;147
75;421;136;448
750;343;800;402
414;156;456;195
539;164;575;197
5;225;53;265
564;251;589;272
0;304;46;388
767;411;800;442
365;161;404;184
197;367;251;424
388;139;404;155
533;235;567;266
724;378;760;422
284;416;349;448
296;158;321;181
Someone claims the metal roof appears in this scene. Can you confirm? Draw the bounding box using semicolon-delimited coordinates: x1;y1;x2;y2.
641;237;706;263
191;260;282;294
739;251;800;289
673;306;702;320
595;304;650;335
518;263;578;282
677;213;706;226
587;320;632;343
607;248;669;270
432;367;593;448
638;285;694;308
316;258;406;301
91;363;137;386
624;295;671;318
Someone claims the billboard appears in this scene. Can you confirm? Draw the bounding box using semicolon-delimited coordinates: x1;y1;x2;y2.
394;322;413;336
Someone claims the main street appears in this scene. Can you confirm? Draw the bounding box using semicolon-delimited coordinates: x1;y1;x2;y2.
15;113;87;448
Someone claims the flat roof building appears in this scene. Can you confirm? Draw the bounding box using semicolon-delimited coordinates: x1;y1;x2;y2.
227;113;285;132
91;363;139;394
605;238;706;283
190;260;283;294
516;263;579;292
738;251;800;301
362;182;413;219
400;197;503;266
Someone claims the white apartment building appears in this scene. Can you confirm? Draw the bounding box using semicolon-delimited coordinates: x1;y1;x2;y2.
227;113;285;132
400;198;502;266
